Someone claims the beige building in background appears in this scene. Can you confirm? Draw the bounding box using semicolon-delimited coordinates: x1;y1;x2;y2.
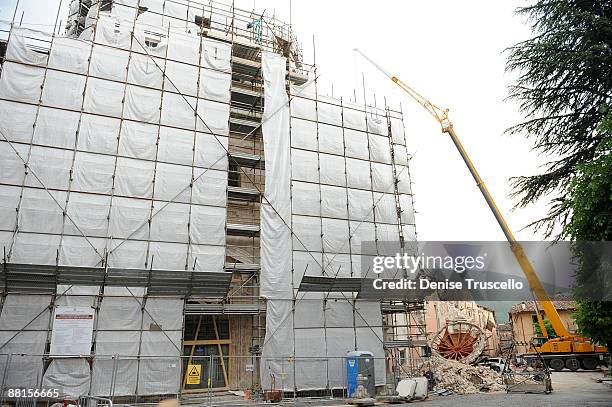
510;298;577;354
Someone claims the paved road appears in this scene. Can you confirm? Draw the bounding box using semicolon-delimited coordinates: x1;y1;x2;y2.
422;371;612;406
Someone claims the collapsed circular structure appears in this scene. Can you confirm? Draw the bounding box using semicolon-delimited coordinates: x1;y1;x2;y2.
431;321;486;364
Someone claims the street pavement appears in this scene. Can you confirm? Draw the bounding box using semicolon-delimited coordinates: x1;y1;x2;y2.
420;370;612;406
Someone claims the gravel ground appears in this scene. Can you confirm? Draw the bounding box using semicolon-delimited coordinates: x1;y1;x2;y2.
421;370;612;406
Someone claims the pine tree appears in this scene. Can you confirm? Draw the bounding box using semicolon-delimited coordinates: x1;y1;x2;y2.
506;0;612;236
507;1;612;349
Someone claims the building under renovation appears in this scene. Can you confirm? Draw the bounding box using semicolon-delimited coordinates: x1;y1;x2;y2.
0;0;423;397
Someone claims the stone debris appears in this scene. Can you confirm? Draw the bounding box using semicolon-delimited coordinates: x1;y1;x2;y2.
422;356;505;394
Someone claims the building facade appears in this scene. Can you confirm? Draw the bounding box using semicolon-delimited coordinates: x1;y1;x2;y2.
510;299;577;354
0;0;417;397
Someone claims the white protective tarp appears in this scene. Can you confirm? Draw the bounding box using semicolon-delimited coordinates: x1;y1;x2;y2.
285;85;396;392
83;77;125;117
201;38;232;72
124;85;162;123
0;62;45;103
0;100;37;143
0;331;47;388
108;240;147;268
91;331;140;396
259;51;292;297
138;331;181;395
11;233;61;264
42;359;91;397
291;118;317;151
260;51;294;389
150;202;190;243
345;129;370;160
33;107;80;148
5;27;50;66
319;124;344;155
291;181;320;216
78;114;121;155
0;294;51;388
199;68;231;103
48;37;91;74
26;146;72;190
0;185;20;230
90;45;129;81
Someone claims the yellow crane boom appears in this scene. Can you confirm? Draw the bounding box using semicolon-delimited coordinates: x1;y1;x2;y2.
354;48;570;338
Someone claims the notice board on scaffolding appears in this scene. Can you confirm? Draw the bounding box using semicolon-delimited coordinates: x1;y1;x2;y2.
50;306;95;356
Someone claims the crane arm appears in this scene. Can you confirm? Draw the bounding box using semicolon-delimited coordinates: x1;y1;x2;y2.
355;49;570;338
353;49;450;129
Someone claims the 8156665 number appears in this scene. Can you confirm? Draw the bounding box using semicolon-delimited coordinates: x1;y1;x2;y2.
7;388;60;398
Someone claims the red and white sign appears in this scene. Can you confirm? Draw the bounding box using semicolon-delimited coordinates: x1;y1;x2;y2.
50;306;95;356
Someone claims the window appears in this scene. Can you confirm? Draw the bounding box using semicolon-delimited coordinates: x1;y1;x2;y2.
228;162;240;187
100;1;113;12
145;37;160;48
195;15;211;29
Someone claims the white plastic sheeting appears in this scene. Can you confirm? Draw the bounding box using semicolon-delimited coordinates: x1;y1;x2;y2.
43;359;91;397
0;62;45;103
0;100;37;143
260;51;294;390
0;295;50;389
260;88;413;389
5;28;50;66
0;6;417;395
0;14;232;396
260;51;292;296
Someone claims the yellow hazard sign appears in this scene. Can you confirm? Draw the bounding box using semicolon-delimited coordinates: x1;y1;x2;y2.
187;364;202;385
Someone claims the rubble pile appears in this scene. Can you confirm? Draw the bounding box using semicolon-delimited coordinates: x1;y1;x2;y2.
423;357;505;394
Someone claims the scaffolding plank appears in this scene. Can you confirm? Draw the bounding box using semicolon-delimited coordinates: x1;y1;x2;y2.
0;263;232;297
298;275;363;292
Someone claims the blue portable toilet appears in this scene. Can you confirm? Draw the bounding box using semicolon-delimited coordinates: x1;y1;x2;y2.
346;351;375;397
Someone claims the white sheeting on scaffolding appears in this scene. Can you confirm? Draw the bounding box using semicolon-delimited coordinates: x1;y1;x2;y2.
319;124;344;155
291;118;317;150
90;45;129;81
91;331;140;396
0;5;416;393
43;359;91;397
291;181;320;216
259;51;292;297
259;67;411;390
199;68;231;103
157;126;194;165
18;188;65;234
125;85;162;123
0;331;47;388
49;37;91;74
260;51;294;389
201;38;232;72
0;16;232;395
284;91;411;389
345;129;370;160
78;114;121;154
0;100;36;142
0;186;19;230
348;189;374;221
0;62;45;103
0;294;50;388
5;27;50;66
34;107;80;148
59;236;105;266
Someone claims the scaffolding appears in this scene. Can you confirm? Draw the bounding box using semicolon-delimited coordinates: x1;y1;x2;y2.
0;0;429;397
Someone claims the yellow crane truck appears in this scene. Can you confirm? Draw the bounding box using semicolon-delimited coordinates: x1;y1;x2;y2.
355;49;609;372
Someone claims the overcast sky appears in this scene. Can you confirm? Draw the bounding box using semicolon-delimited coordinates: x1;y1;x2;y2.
0;0;552;243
